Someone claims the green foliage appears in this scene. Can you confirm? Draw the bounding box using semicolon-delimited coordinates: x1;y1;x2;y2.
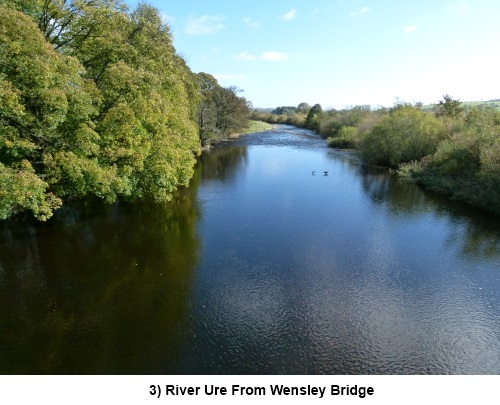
250;102;310;128
0;3;204;220
326;126;359;149
196;74;250;144
305;103;323;131
401;106;500;214
362;105;445;167
271;106;297;115
296;102;311;115
0;6;101;218
435;94;464;119
0;160;61;220
319;105;372;139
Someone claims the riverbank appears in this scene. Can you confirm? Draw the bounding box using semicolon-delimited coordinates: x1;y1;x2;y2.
251;101;500;216
241;120;276;134
201;120;276;150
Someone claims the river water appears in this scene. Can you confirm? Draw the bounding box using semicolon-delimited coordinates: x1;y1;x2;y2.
1;125;499;374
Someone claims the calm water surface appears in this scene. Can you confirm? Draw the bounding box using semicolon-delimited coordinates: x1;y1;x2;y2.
1;126;499;374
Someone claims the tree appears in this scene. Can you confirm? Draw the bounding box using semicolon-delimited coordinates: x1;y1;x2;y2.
296;102;311;115
211;86;250;137
305;103;323;131
435;94;463;119
196;72;219;142
195;74;250;144
271;106;296;116
1;3;201;220
0;6;102;219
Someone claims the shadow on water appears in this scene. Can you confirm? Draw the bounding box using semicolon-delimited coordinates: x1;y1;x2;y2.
198;145;248;182
0;186;201;373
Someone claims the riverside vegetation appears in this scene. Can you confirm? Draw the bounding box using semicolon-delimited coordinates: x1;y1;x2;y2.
252;96;500;215
0;1;250;221
2;2;498;221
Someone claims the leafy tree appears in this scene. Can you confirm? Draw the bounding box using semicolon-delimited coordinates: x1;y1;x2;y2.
59;2;200;202
3;0;125;51
0;6;101;219
296;102;311;115
435;94;463;119
271;106;296;115
196;72;219;142
195;74;250;144
305;103;323;131
1;3;202;220
211;86;250;137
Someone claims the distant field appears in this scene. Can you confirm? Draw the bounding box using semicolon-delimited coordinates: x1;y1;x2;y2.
423;99;500;111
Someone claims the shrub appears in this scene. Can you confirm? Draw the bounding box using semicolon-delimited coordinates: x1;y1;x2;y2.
362;106;446;167
400;106;500;214
327;126;359;149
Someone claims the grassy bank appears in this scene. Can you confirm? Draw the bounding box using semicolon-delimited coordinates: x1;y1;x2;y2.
241;120;276;134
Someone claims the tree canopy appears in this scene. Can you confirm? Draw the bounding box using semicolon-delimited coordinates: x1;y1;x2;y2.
1;2;250;220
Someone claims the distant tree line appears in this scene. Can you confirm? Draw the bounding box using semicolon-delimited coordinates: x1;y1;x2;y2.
0;1;250;220
253;96;500;215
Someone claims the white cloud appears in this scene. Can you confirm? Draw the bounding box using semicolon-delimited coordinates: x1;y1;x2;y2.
261;51;289;62
404;25;417;32
350;6;370;16
280;9;297;20
235;52;258;61
242;17;261;29
186;15;224;35
234;51;290;62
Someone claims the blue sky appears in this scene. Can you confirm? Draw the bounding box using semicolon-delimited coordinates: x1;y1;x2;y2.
125;0;500;109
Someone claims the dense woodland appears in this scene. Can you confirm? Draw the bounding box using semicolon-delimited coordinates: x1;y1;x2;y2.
252;97;500;215
0;1;250;220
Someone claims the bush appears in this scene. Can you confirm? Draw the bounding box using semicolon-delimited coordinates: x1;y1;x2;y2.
362;105;445;167
400;106;500;214
327;126;359;149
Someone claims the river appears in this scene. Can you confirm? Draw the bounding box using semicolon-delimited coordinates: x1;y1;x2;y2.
1;125;499;374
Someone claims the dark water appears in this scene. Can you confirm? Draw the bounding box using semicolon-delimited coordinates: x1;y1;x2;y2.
1;126;499;374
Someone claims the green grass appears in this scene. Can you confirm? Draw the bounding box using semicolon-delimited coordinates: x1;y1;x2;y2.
241;120;276;134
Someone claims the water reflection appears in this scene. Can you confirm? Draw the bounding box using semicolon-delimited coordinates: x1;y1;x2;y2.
0;189;200;373
358;164;500;257
198;145;247;182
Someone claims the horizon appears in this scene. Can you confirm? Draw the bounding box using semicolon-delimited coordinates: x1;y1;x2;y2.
124;0;500;109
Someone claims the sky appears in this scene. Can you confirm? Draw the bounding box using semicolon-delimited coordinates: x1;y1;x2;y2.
124;0;500;109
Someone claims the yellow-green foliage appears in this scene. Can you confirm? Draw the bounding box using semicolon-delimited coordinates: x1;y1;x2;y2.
0;161;61;220
0;4;202;220
402;106;500;213
327;126;359;149
362;105;446;167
